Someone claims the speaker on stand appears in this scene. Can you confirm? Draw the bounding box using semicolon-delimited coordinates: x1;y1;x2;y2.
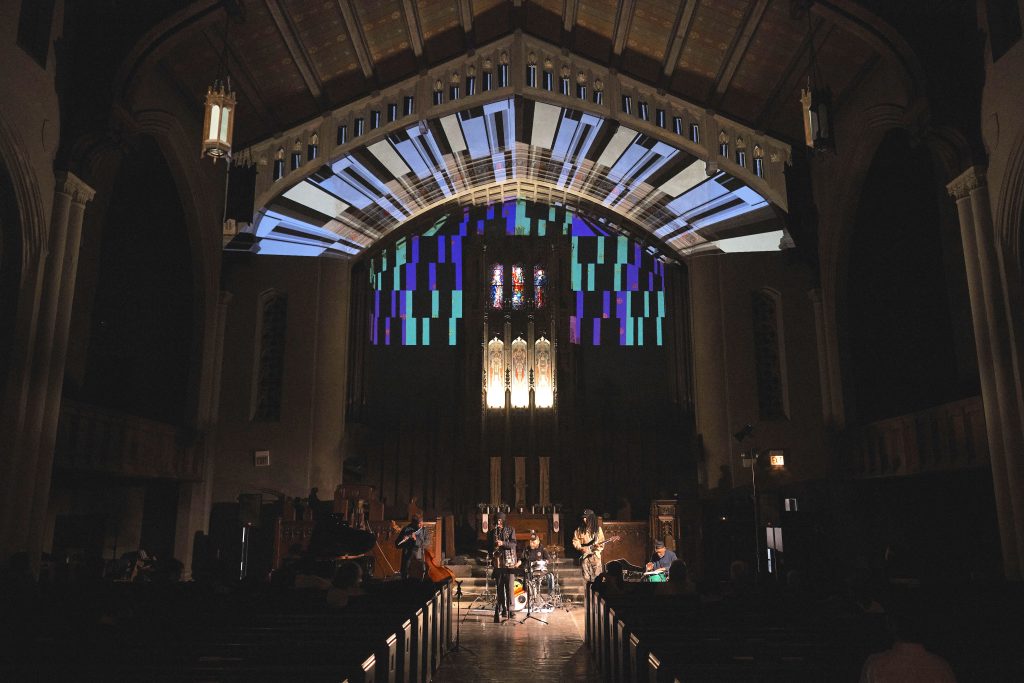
238;493;262;580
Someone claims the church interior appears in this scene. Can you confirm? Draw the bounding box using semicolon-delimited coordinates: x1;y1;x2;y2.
2;0;1024;679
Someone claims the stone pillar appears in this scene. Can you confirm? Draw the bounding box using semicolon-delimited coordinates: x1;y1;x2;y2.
1;172;93;567
948;166;1024;579
808;288;843;427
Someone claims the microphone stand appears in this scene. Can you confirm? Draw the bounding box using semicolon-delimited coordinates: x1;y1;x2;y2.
449;580;476;655
518;566;548;625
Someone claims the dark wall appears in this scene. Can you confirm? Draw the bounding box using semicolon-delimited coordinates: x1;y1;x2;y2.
76;136;194;426
845;128;975;423
0;159;21;396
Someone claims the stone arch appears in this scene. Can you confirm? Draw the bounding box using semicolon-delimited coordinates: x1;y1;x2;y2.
996;128;1024;268
0;113;47;270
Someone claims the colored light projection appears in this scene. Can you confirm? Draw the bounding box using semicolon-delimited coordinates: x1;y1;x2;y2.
242;97;788;260
368;213;464;346
369;197;665;347
569;217;666;346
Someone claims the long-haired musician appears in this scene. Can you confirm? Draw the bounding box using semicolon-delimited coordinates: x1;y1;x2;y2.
572;509;605;583
488;512;516;622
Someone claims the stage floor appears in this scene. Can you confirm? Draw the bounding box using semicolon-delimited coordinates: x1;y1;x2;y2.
433;598;601;681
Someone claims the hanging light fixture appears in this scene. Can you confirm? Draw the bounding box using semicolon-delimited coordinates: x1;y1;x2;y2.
201;3;237;161
799;1;834;152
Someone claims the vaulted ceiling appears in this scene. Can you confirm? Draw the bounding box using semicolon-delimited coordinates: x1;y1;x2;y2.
123;0;910;151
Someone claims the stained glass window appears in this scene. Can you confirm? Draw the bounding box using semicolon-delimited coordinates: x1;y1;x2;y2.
533;266;547;309
511;264;525;310
489;263;504;309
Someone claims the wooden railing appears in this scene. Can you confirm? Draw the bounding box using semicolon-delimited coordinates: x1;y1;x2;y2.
853;395;988;478
54;399;203;481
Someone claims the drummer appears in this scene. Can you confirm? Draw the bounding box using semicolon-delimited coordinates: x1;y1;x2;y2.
645;540;678;578
521;533;554;600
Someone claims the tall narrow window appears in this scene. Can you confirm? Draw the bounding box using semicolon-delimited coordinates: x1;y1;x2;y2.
511;264;525;310
486;338;505;408
533;265;548;309
535;336;553;408
752;289;788;420
489;263;504;309
253;291;288;421
510;337;529;408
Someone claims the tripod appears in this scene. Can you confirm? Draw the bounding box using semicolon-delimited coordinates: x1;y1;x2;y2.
517;570;549;625
449;581;476;655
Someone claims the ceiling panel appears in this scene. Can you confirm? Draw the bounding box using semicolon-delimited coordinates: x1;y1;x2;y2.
576;0;618;44
418;0;461;41
672;0;751;100
627;0;674;62
717;0;807;122
355;0;413;62
289;1;359;84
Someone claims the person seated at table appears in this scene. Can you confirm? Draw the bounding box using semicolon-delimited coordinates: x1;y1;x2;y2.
645;540;677;578
659;559;698;596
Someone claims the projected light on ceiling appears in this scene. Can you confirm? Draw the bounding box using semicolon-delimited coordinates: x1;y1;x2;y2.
240;97;787;260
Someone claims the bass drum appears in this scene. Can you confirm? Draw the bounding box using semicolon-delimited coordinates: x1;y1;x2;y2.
512;579;528;611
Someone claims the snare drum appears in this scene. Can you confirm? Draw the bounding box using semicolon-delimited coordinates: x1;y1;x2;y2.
530;559;549;575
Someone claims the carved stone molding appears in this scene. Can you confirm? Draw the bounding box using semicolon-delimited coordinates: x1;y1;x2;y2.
947;165;987;200
55;170;96;206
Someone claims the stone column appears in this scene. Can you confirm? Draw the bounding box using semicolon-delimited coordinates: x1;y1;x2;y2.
1;172;93;565
948;166;1024;579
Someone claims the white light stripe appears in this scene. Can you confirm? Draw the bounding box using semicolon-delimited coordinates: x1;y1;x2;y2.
440;115;467;153
531;102;561;150
714;230;784;253
368;140;413;178
595;125;637;168
658;160;707;197
282;181;349;217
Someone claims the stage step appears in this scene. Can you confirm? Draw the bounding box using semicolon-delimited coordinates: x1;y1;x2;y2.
444;557;587;602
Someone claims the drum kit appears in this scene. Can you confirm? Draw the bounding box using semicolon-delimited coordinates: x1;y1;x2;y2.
470;549;567;617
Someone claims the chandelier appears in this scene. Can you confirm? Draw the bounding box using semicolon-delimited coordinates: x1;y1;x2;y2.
799;1;834;152
201;4;237;161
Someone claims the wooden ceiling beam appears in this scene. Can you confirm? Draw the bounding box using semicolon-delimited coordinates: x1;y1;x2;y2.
611;0;636;59
400;0;424;59
661;0;698;81
456;0;476;50
755;18;833;128
562;0;579;33
202;28;280;130
263;0;324;102
709;0;771;104
336;0;376;80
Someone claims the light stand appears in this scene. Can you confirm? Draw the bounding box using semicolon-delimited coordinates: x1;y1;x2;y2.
745;449;762;578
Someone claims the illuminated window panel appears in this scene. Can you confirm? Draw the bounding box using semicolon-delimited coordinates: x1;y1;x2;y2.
489;263;504;310
510;337;529;407
511;265;525;310
533;266;547;309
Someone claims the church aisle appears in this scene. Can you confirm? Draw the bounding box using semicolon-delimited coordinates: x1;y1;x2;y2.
434;598;601;681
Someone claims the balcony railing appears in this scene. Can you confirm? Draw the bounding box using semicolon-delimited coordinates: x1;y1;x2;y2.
853;396;987;478
55;400;204;481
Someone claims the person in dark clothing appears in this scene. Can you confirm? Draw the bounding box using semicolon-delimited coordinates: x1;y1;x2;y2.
395;516;427;580
488;512;516;622
520;533;554;605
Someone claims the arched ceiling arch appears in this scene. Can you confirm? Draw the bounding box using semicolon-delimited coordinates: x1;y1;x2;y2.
240;94;789;260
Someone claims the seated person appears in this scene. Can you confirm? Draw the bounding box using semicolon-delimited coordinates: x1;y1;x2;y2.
595;560;630;596
520;534;554;606
658;558;698;596
645;540;677;578
326;561;365;608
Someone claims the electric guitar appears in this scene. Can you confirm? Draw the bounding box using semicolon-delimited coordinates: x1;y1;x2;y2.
578;535;621;559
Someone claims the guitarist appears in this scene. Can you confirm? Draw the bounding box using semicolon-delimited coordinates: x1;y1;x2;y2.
572;509;606;583
395;516;427;580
